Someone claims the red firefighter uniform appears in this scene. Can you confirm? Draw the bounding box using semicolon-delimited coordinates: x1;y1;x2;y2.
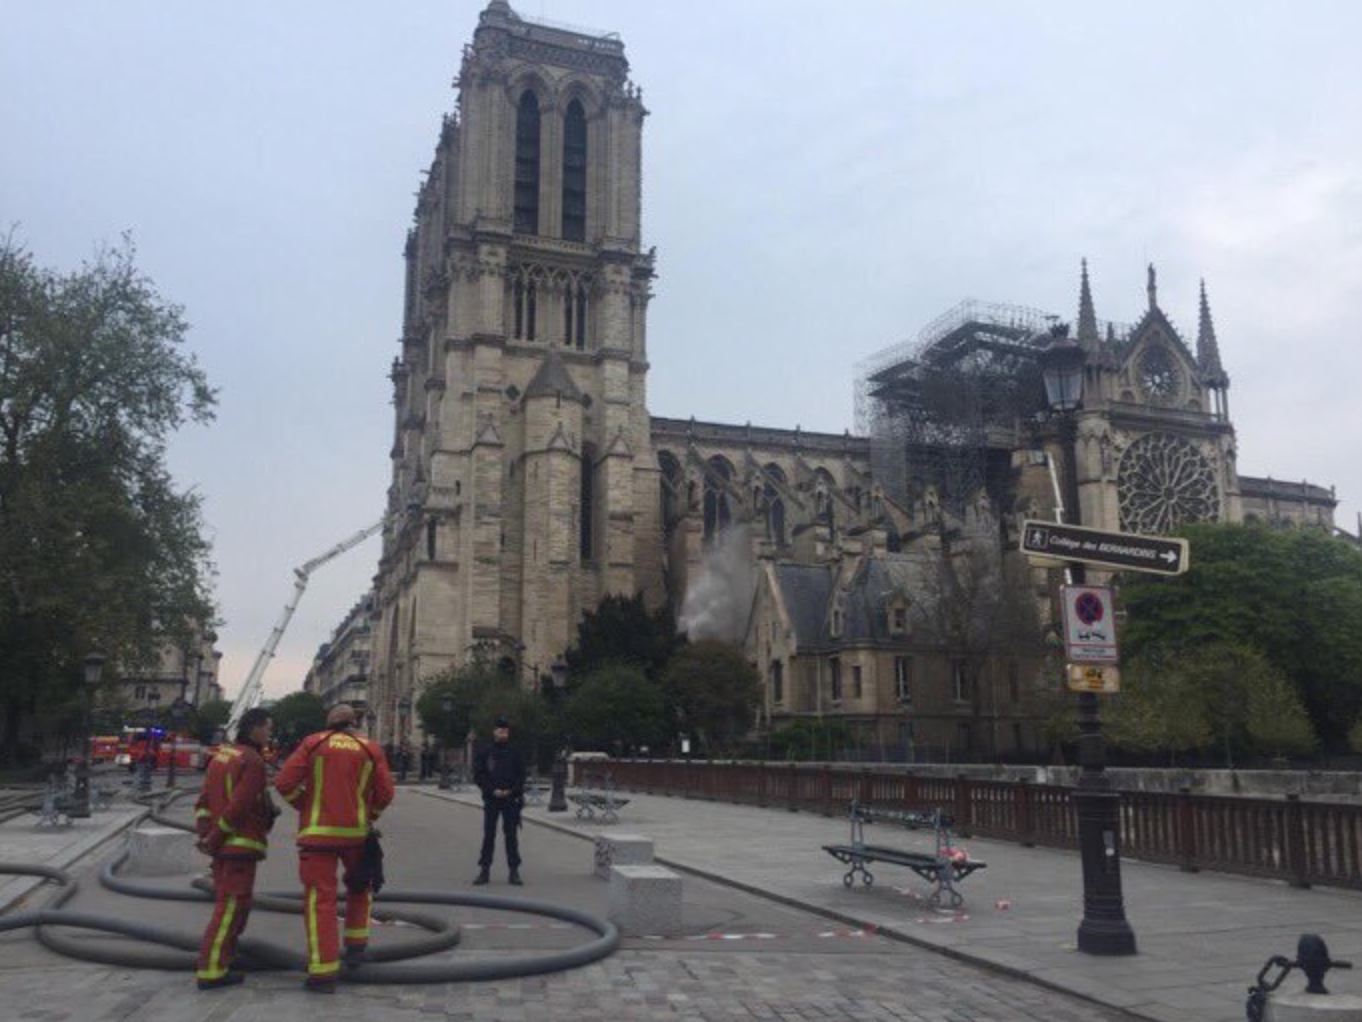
274;730;395;980
193;742;274;984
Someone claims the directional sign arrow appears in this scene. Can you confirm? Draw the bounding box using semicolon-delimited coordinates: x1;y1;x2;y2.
1021;520;1190;576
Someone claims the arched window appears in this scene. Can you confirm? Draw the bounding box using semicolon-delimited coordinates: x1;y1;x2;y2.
562;99;587;242
703;456;733;544
426;519;437;560
513;278;525;339
574;283;588;348
579;444;596;561
514;91;541;235
526;281;537;340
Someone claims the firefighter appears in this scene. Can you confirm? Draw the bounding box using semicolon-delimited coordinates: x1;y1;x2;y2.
473;715;526;886
193;707;276;991
275;704;395;993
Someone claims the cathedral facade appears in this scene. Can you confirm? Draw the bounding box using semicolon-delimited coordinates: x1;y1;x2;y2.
366;2;1339;750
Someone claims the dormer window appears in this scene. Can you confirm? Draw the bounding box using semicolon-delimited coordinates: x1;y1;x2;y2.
891;604;907;635
830;602;844;638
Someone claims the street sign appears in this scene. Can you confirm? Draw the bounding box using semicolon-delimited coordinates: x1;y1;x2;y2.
1067;663;1122;694
1060;584;1119;664
1021;520;1189;576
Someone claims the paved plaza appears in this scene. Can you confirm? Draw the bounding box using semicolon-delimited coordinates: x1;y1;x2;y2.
0;786;1134;1022
422;785;1362;1022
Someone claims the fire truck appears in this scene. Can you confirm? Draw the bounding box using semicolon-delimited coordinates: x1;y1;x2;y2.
114;728;206;770
89;735;123;763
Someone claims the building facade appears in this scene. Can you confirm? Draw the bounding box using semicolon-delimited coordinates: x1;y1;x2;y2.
109;629;223;724
303;594;376;714
368;2;1341;751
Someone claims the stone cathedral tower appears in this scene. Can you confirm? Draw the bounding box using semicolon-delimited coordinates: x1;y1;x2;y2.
372;1;662;744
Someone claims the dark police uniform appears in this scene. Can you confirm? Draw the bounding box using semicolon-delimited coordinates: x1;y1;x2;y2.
474;738;526;873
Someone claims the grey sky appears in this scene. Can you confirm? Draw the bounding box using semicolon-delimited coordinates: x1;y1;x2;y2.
5;1;1360;700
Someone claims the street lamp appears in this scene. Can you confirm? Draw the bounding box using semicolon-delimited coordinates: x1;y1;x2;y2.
72;653;105;818
548;657;570;812
1040;326;1136;957
397;698;412;782
438;692;454;790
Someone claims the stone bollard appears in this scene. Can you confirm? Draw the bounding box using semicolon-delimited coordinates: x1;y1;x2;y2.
1265;993;1362;1021
608;864;682;937
593;833;654;879
124;825;198;876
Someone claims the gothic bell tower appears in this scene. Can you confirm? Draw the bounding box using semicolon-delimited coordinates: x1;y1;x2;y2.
372;1;663;744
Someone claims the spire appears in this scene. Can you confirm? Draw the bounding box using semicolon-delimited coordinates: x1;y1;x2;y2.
1196;278;1227;383
1076;258;1099;347
1146;262;1158;311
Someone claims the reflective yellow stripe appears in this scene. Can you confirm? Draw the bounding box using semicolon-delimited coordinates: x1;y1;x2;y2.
344;927;369;939
298;825;368;839
223;835;267;853
280;787;302;804
309;757;325;830
194;808;211;819
196;893;237;981
310;960;340;976
306;887;321;973
356;760;373;829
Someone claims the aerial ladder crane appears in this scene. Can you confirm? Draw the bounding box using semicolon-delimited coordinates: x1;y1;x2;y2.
225;516;388;737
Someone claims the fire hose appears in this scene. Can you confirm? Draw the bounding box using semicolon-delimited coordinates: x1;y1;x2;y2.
0;789;619;983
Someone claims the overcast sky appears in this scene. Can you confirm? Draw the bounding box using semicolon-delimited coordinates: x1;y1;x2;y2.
5;1;1360;700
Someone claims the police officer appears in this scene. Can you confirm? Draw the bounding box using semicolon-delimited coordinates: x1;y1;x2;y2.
473;715;525;886
193;707;276;990
275;704;395;992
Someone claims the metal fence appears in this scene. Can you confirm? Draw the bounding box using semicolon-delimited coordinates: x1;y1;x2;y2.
578;760;1362;891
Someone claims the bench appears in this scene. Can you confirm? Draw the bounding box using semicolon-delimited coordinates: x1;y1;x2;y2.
523;778;553;807
568;790;630;824
822;801;986;909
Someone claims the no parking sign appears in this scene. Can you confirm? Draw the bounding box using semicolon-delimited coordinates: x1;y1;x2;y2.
1060;585;1119;664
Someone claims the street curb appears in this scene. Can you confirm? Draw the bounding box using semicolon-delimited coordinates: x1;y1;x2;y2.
0;805;149;915
412;787;1155;1022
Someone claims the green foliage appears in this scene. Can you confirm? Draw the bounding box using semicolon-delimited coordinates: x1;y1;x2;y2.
192;699;232;744
564;662;666;755
472;681;549;767
0;236;217;762
270;691;327;746
566;593;684;681
1106;656;1212;763
1109;643;1316;765
661;639;761;753
767;718;858;761
1244;666;1317;758
416;660;505;748
1121;523;1362;749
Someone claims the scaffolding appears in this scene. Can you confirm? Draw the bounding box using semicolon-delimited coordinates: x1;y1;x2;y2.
854;300;1061;518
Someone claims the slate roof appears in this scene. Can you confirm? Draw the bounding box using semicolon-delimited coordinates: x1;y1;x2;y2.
773;551;942;651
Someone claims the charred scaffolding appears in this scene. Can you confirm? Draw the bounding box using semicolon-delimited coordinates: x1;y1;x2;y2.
855;300;1123;530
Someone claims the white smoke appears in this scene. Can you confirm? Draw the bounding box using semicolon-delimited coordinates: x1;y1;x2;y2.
678;525;754;642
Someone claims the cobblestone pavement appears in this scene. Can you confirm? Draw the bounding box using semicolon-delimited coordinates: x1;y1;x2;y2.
0;788;1132;1022
458;786;1362;1022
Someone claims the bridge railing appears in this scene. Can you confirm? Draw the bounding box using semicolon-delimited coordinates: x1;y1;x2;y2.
577;759;1362;891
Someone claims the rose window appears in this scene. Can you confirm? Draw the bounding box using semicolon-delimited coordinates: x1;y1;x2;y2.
1117;433;1220;534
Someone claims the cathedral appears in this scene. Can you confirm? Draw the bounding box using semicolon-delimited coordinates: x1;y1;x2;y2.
361;2;1340;754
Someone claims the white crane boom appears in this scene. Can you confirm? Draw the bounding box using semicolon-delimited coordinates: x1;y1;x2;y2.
225;517;386;736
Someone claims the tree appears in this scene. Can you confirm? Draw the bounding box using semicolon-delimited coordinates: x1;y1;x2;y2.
1122;523;1362;749
660;639;761;753
1106;655;1211;764
270;692;327;747
192;698;232;744
0;236;217;763
471;681;550;770
1244;665;1317;759
768;718;857;761
566;593;684;681
564;662;666;755
415;660;504;749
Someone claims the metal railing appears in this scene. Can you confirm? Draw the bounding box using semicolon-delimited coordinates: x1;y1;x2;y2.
578;760;1362;891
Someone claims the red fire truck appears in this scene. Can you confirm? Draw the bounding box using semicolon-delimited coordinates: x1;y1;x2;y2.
114;728;206;771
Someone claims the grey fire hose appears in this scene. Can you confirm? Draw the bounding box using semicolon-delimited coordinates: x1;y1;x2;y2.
0;790;619;983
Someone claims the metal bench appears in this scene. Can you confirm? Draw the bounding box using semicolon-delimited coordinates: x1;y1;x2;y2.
822;801;986;909
568;788;630;824
523;778;553;807
33;776;76;829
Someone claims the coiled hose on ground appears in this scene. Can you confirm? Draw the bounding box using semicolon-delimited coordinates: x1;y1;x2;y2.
0;787;619;983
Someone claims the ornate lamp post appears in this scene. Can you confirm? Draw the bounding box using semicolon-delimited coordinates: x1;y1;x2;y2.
547;657;570;812
1040;327;1137;956
438;692;454;790
72;653;105;818
396;697;412;782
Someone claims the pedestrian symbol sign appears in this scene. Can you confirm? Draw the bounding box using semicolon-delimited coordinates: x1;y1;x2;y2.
1060;584;1119;664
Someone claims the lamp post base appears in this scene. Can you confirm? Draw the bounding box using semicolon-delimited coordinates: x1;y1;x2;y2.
1073;785;1137;956
548;754;568;813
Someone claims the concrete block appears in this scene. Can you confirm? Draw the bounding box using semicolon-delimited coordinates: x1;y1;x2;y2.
1267;993;1362;1022
608;864;682;937
593;832;654;879
124;825;197;876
